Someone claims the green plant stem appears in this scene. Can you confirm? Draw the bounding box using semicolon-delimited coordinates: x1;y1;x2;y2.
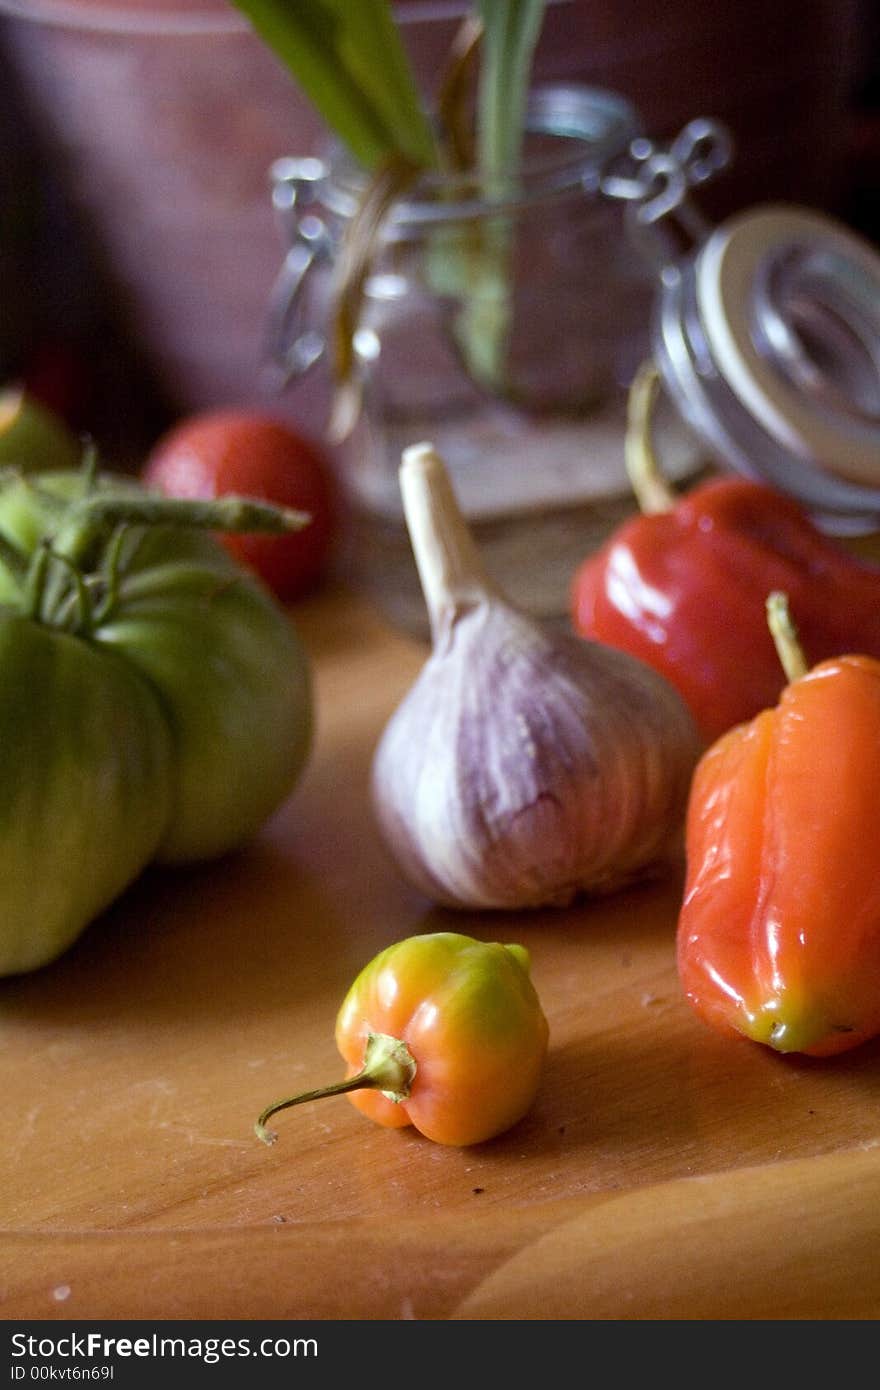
436;14;484;172
327;154;422;442
442;0;546;392
476;0;546;200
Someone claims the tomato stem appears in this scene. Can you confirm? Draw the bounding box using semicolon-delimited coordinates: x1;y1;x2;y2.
56;493;311;577
72;493;311;535
91;524;130;627
254;1032;417;1146
625;360;678;516
0;532;27;588
766;590;809;683
48;551;93;634
79;436;99;492
24;540;52;620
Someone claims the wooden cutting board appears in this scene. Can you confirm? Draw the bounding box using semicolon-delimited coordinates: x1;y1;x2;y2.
2;584;880;1320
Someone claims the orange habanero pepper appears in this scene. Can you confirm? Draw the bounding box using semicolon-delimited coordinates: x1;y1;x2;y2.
255;932;549;1147
678;592;880;1057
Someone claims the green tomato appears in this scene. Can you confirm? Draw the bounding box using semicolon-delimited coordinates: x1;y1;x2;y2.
0;389;81;474
0;465;314;973
94;530;313;861
0;613;173;975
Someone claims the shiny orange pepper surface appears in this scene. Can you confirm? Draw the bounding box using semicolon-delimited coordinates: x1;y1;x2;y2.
678;652;880;1057
336;933;549;1145
255;932;549;1148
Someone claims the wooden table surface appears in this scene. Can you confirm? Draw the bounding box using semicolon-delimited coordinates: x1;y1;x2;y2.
2;582;880;1322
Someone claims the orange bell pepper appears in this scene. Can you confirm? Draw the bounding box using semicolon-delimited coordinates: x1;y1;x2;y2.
678;593;880;1057
255;932;549;1147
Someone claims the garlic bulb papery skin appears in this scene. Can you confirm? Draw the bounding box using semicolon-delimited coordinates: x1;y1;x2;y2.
370;443;702;911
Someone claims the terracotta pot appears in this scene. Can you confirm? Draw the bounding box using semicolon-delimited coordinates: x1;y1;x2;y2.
0;0;863;432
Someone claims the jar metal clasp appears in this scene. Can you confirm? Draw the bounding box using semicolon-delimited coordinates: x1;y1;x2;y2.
599;116;734;271
262;155;333;390
603;118;880;526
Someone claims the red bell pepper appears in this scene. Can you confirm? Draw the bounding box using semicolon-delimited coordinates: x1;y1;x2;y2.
570;366;880;743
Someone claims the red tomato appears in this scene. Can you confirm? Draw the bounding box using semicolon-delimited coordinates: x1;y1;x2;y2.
143;409;336;600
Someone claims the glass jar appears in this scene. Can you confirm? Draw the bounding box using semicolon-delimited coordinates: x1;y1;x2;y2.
268;84;704;635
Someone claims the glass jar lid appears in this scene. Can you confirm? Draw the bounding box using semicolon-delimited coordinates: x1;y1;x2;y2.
653;203;880;525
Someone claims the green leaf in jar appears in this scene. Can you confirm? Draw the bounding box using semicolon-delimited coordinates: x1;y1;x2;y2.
230;0;437;172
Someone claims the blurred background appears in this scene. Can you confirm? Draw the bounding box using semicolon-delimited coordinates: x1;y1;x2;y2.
0;0;878;467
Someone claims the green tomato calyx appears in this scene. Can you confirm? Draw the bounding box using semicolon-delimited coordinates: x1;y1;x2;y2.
1;452;311;637
254;1032;417;1146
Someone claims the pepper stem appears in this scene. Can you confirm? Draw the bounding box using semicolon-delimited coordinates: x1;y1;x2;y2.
766;590;809;683
400;441;496;642
625;360;678;516
254;1032;417;1146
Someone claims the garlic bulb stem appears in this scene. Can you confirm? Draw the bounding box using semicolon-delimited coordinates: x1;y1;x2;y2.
400;442;495;640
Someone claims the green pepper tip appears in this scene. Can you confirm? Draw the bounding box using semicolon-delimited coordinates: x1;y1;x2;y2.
743;994;832;1054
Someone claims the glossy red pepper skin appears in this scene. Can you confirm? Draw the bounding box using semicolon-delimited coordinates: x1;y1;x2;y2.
677;653;880;1057
570;476;880;743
